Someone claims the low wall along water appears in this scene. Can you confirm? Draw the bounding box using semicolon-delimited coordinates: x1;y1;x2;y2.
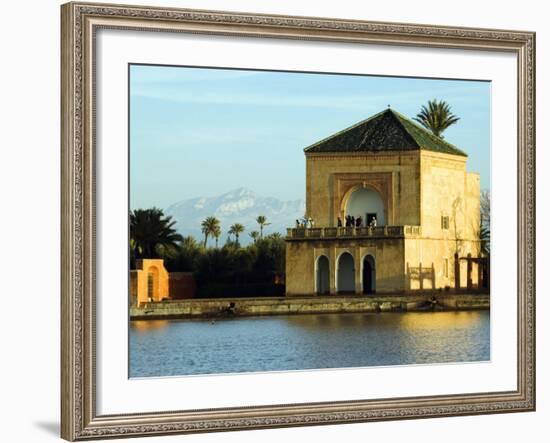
130;293;489;320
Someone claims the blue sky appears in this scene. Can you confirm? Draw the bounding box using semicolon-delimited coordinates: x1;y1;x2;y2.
130;64;490;209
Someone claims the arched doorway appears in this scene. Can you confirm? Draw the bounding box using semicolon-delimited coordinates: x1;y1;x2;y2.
316;256;330;295
146;266;159;301
345;187;385;226
337;252;355;294
362;255;376;294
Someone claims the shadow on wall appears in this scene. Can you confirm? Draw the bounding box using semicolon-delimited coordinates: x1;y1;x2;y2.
406;262;436;290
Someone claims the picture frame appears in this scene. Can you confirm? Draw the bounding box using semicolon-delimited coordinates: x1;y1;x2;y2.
60;1;536;440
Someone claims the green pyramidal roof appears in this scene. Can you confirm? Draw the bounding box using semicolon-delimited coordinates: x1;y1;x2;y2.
304;108;467;157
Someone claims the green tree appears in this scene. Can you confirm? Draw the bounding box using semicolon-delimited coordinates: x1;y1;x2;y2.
263;233;286;278
480;190;490;257
201;216;220;248
228;223;245;246
130;208;183;260
181;231;286;298
414;99;460;138
249;230;260;243
213;225;222;248
181;235;199;250
256;215;271;238
164;235;200;272
480;224;490;257
129;238;139;269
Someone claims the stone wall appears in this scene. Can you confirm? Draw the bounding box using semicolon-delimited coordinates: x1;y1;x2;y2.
305;151;421;227
286;241;315;295
130;294;489;320
169;272;197;299
285;237;405;295
419;150;479;241
287;148;482;297
130;260;198;305
131;259;170;306
404;237;481;290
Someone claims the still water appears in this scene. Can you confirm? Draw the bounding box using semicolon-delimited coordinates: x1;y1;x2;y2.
129;311;490;377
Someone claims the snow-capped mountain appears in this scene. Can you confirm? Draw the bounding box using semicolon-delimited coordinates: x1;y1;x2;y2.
165;188;305;245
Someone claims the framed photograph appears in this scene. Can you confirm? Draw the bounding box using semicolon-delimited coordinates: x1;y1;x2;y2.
61;1;535;440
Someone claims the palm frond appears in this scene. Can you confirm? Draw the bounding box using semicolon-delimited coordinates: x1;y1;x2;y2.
414;99;460;138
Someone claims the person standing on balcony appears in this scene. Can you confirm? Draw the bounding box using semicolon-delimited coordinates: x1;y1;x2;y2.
337;217;342;227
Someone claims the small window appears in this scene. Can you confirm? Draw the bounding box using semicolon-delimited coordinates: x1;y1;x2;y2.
441;216;449;230
444;258;449;277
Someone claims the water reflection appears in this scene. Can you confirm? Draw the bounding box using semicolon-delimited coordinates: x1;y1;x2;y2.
132;319;169;334
395;311;482;330
129;311;490;377
284;311;482;331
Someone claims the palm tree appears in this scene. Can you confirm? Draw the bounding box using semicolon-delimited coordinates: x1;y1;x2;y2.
228;223;245;246
256;215;271;238
201;216;220;248
414;99;460;138
180;235;198;250
130;208;183;259
249;230;260;243
213;225;221;248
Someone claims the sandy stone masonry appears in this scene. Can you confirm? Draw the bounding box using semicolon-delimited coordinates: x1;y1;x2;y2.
130;259;170;306
130;259;196;306
285;108;483;296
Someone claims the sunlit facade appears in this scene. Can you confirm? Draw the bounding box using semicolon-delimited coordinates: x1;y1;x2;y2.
285;108;482;296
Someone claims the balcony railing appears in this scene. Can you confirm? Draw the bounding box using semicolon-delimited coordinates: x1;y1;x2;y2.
286;225;422;240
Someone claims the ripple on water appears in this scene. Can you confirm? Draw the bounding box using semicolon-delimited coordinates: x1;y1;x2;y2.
129;311;490;377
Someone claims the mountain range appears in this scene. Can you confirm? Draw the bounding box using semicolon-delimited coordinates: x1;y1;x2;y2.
164;188;305;245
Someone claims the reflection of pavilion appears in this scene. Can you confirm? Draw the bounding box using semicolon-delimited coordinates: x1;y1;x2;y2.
285;109;485;296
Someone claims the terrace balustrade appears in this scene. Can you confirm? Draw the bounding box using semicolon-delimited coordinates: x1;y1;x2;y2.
286;225;422;240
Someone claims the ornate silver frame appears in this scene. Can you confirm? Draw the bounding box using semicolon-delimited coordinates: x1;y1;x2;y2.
61;2;536;440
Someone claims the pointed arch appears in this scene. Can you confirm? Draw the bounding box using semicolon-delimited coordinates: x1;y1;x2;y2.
315;255;330;295
337;252;355;294
362;255;376;294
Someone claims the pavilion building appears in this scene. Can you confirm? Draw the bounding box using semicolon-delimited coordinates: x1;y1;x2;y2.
285;108;483;296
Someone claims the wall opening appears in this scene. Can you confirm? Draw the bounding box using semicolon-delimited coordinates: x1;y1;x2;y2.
362;255;376;294
337;252;355;294
146;266;159;301
346;187;385;226
147;272;154;300
316;255;330;295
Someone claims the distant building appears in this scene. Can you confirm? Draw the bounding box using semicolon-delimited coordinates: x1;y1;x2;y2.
285;108;484;295
130;259;196;306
